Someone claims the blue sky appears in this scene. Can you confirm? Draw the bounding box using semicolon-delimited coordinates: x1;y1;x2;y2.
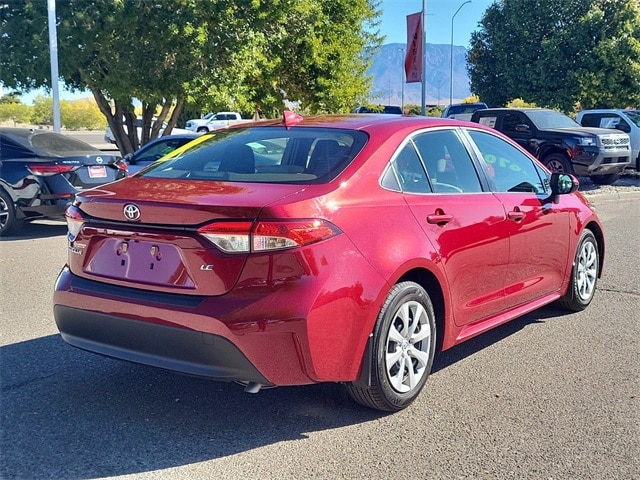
12;0;493;104
379;0;492;46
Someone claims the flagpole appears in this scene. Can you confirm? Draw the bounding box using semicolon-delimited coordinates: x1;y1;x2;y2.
421;0;427;116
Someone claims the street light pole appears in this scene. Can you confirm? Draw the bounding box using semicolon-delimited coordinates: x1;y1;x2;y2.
450;0;472;107
399;48;406;112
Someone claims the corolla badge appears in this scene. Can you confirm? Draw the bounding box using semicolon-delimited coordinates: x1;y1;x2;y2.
123;204;141;221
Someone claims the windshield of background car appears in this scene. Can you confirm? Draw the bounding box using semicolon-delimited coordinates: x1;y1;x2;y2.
139;126;368;184
526;110;580;129
447;104;485;115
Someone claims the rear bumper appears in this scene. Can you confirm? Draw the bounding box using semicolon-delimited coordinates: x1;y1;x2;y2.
54;247;384;386
55;304;272;385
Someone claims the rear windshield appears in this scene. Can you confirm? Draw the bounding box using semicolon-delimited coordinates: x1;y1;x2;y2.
5;130;97;154
139;126;368;184
447;104;486;115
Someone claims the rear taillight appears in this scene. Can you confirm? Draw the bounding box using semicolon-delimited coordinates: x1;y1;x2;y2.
198;221;253;253
114;159;128;172
65;205;85;242
27;164;78;176
197;219;341;253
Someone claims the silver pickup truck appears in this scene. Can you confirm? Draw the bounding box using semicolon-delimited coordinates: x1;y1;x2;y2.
577;109;640;171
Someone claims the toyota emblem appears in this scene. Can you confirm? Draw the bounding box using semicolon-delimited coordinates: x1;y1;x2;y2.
96;156;104;164
123;204;141;221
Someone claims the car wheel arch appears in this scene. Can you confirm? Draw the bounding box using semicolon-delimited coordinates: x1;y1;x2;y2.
539;145;571;162
584;222;605;277
351;265;448;389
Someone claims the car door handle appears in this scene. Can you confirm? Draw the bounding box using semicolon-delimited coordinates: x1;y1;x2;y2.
507;209;526;222
426;213;454;225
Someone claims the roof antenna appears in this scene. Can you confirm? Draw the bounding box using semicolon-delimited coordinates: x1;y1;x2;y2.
283;110;303;129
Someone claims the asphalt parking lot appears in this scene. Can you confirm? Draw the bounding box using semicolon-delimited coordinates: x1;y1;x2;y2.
0;179;638;479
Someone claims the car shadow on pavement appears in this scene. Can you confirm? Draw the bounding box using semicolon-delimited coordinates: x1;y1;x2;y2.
0;334;380;479
0;220;67;241
432;306;564;374
0;306;565;479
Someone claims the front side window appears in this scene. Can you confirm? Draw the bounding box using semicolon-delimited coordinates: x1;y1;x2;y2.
138;127;368;184
468;130;547;194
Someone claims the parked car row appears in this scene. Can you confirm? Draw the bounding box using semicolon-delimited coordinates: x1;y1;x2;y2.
469;107;632;184
54;112;604;412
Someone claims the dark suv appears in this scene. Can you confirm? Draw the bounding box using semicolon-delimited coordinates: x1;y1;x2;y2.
470;108;631;184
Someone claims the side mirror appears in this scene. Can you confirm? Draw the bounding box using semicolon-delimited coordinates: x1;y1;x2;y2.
548;173;579;203
123;152;134;164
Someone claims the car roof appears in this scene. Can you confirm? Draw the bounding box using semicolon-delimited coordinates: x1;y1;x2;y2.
244;113;472;132
474;108;552;112
145;133;200;143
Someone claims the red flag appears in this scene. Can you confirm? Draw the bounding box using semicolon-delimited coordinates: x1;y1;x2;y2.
405;12;422;83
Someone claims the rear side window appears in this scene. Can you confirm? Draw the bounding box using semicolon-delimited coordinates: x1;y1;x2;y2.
390;143;430;193
139;127;367;184
413;129;483;193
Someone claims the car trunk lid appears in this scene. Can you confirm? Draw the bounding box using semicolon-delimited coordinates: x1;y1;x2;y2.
67;177;308;296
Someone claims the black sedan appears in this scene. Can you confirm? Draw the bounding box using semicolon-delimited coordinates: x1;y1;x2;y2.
124;133;200;174
0;128;127;236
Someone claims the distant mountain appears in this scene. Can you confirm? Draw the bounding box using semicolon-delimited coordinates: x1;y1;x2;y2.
367;42;472;107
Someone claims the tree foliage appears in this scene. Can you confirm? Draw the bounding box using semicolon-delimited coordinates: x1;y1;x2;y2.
467;0;640;111
24;96;105;130
1;0;382;153
0;102;31;126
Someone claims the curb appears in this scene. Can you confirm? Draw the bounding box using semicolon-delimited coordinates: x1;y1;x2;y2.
582;190;640;204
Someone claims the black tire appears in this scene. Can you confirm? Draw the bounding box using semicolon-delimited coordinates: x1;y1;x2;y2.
0;189;21;237
197;127;209;133
590;173;620;185
556;230;599;312
543;153;573;174
346;281;436;411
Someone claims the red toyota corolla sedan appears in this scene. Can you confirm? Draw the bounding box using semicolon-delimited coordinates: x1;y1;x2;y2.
53;112;604;411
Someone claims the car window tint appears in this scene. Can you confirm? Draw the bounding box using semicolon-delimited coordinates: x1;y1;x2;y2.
139;127;368;184
468;130;547;194
390;143;431;193
29;131;95;154
412;129;483;193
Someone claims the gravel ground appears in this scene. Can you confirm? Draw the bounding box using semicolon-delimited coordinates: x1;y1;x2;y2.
578;169;640;197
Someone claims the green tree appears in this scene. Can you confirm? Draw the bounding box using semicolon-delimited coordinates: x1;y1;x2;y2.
30;96;53;126
0;102;31;126
61;99;106;130
467;0;640;111
1;0;382;154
